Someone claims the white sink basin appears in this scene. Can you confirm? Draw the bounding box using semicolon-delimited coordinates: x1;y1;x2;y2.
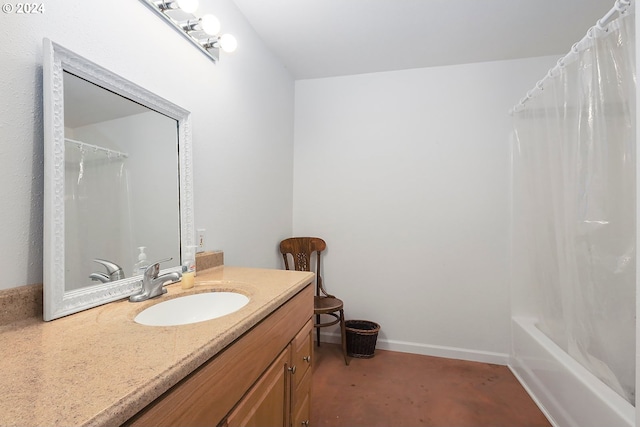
134;292;250;326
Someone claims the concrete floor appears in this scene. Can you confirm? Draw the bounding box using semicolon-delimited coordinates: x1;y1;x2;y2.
311;343;551;427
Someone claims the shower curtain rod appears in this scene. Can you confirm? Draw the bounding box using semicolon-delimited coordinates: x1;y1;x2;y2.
509;0;632;115
65;137;129;158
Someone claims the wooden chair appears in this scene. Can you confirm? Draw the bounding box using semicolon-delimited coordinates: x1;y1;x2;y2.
280;237;349;365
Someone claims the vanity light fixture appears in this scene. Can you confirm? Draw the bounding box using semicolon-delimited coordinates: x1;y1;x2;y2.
202;33;238;53
157;0;198;13
180;14;221;35
140;0;237;63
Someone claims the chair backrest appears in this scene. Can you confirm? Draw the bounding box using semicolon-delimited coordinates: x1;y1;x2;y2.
279;237;326;296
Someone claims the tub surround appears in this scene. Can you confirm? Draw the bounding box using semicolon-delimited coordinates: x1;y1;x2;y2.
511;317;634;427
0;260;314;427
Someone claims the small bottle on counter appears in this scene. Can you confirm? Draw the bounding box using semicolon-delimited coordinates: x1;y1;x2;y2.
133;246;149;276
181;245;197;289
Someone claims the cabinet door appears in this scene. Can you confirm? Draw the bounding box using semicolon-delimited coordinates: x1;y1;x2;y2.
291;368;311;427
291;320;313;426
225;347;291;427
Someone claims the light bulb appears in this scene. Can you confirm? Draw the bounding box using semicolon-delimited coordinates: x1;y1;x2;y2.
219;34;238;53
176;0;198;14
201;14;221;35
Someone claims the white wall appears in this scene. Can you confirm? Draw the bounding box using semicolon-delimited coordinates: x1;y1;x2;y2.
293;56;557;363
0;0;295;290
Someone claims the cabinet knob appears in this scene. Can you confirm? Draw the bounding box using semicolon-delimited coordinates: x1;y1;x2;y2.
288;365;297;374
301;420;310;427
302;355;311;363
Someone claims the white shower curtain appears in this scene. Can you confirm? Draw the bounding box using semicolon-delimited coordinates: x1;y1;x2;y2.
512;9;636;403
65;142;134;290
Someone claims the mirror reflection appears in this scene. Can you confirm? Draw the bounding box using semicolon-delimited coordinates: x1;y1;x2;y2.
63;72;181;291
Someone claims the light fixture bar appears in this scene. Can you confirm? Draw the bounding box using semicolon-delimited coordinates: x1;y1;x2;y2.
139;0;220;63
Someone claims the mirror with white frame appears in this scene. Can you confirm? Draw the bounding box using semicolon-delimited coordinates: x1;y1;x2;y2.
43;38;195;321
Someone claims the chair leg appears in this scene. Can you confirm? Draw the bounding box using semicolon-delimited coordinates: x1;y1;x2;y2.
340;309;349;365
316;313;321;346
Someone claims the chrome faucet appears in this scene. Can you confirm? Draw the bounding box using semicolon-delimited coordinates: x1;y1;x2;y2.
90;259;125;283
129;258;181;302
88;272;110;283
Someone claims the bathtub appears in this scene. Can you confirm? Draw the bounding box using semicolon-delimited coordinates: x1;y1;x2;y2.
510;317;634;427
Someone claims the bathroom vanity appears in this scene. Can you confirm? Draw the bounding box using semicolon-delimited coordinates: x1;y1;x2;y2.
0;265;314;427
127;276;314;426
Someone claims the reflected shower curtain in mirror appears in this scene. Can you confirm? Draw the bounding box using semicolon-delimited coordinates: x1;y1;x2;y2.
512;12;636;403
64;141;134;291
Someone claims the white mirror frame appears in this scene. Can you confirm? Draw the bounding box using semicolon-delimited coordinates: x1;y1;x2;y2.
42;38;195;321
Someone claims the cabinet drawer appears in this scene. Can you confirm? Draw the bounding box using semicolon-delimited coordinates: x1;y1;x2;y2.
292;319;313;387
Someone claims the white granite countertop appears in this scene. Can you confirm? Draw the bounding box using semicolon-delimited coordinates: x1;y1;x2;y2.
0;266;314;427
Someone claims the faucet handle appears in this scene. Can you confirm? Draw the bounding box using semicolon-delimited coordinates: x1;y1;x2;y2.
93;258;125;281
93;258;121;273
143;257;173;279
130;258;179;302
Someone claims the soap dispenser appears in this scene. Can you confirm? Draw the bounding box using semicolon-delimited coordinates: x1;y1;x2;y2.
181;245;197;289
134;246;149;276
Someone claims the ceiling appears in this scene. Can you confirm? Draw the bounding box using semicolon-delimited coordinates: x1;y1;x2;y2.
231;0;618;80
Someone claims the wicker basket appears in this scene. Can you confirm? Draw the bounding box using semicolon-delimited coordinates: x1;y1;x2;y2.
345;320;381;358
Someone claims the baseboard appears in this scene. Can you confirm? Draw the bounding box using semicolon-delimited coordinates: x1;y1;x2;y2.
318;331;510;366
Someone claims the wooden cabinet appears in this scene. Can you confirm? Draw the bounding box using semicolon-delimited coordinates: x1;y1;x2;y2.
127;284;313;427
226;319;313;427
